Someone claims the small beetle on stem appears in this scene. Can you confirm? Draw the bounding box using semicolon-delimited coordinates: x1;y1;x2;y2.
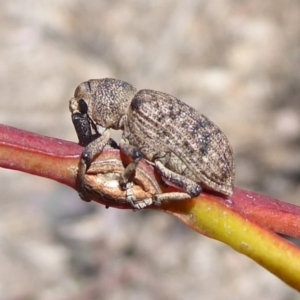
69;78;235;209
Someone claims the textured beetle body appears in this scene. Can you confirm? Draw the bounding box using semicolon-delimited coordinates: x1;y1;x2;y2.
124;90;234;196
69;78;235;208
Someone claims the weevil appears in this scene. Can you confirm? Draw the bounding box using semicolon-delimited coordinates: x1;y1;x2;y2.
69;78;235;208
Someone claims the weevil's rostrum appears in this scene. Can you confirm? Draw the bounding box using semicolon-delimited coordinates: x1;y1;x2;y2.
69;78;235;209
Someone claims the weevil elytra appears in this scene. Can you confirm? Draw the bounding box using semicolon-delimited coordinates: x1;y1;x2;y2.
69;78;235;208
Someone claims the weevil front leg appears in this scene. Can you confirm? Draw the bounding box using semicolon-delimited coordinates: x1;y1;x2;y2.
119;138;143;208
77;129;111;201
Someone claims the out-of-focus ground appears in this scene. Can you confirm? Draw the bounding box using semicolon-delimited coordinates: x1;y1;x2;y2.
0;1;300;299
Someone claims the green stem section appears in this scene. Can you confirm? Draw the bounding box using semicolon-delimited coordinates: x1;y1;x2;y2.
162;197;300;291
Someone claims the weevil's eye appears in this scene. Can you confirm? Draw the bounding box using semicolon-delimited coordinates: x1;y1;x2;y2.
78;99;88;114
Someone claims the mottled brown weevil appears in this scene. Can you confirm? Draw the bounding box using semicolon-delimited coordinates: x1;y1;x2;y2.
69;78;235;209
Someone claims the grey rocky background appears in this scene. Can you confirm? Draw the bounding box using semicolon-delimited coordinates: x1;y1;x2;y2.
0;1;300;299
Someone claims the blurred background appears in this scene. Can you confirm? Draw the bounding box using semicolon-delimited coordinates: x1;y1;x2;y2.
0;1;300;299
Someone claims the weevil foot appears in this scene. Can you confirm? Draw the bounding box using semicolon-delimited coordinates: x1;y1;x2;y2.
132;198;153;210
124;182;153;210
124;182;139;209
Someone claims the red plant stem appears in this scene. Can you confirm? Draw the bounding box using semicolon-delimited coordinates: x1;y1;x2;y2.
231;189;300;238
0;124;81;188
0;123;300;238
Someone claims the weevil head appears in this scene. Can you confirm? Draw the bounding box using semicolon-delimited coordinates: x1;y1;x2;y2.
69;78;137;131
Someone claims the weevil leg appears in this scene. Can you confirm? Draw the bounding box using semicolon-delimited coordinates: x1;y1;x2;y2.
154;160;202;200
119;138;142;186
123;181;153;210
78;129;111;201
119;138;142;207
132;198;153;210
124;182;136;207
153;192;192;206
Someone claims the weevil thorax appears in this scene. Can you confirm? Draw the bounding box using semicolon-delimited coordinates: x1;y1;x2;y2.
70;78;137;130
